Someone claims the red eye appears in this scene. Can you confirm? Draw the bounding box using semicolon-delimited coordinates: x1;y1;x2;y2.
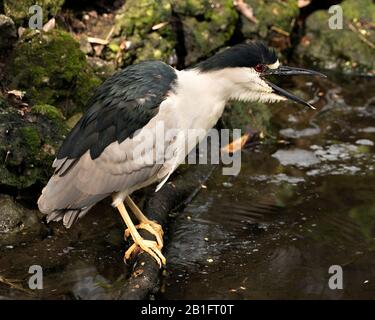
255;64;266;73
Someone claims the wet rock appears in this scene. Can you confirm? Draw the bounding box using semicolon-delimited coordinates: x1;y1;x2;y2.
6;29;101;117
0;14;17;51
296;0;375;74
87;56;116;80
359;127;375;133
356;139;374;146
0;195;46;246
272;149;321;167
279;127;320;139
239;0;299;49
4;0;65;26
0;98;68;189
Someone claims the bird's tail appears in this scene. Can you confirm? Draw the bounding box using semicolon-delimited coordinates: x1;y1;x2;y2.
38;190;93;229
44;207;92;229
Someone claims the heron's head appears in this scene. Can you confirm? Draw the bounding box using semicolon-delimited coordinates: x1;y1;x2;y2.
196;41;326;109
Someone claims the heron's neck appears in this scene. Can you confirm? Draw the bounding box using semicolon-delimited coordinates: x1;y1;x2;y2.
182;67;264;103
178;68;245;102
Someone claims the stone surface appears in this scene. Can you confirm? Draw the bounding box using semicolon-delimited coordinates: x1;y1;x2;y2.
174;0;238;66
296;0;375;74
6;29;101;117
240;0;299;48
113;0;176;66
111;0;238;68
0;14;17;51
0;97;68;189
0;194;46;246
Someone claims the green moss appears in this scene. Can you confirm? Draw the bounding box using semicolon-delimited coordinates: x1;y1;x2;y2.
4;0;65;26
176;0;238;65
113;0;238;67
342;0;375;21
31;104;64;120
133;32;175;63
0;102;68;189
349;203;375;241
19;126;41;155
296;0;374;74
241;0;299;39
116;0;172;36
7;29;100;117
222;101;274;137
66;112;82;128
114;0;176;65
172;0;207;16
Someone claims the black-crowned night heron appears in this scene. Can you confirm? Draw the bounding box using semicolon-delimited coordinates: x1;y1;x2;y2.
38;41;325;267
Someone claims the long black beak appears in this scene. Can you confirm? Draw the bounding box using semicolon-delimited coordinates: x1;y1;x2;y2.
261;66;326;110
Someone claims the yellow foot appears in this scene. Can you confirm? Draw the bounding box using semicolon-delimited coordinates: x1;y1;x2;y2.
125;221;164;249
124;237;166;267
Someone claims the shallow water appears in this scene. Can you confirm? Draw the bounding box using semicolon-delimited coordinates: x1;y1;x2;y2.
159;74;375;299
1;74;374;299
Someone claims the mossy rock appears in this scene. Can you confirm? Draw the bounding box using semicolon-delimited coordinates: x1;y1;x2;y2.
174;0;238;66
0;101;68;189
6;29;101;117
31;104;64;120
113;0;176;65
240;0;299;44
4;0;65;26
295;0;375;74
222;100;274;137
112;0;238;67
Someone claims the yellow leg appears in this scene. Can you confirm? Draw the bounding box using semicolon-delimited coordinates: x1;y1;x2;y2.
116;202;166;267
124;196;164;249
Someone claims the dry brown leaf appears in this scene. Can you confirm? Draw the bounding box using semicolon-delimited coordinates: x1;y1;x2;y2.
87;37;109;45
152;21;169;31
234;0;258;24
7;90;26;99
298;0;311;8
43;18;56;32
221;133;251;154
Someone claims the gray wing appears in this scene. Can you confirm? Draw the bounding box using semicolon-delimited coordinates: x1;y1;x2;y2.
38;138;165;228
38;61;177;228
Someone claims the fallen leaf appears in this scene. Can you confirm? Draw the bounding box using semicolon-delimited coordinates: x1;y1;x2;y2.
7;90;26;99
152;21;169;31
43;18;55;32
87;37;109;45
298;0;311;8
234;0;258;24
221;133;251;154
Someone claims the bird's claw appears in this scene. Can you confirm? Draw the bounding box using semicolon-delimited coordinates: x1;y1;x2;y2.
124;238;166;267
124;221;164;249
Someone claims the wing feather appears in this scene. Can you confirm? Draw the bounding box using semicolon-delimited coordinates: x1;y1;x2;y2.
38;61;177;227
